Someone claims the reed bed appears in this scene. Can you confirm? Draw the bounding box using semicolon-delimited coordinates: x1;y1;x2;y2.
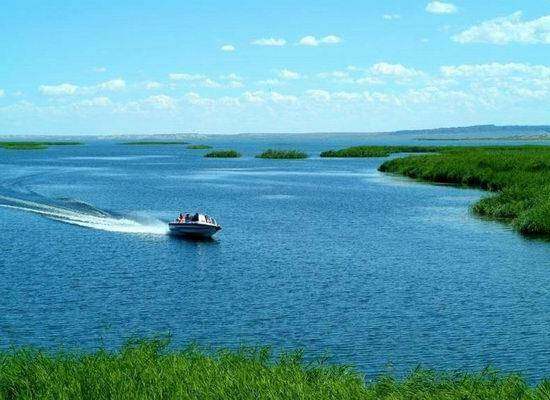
257;149;308;159
377;146;550;235
204;149;241;158
320;145;443;158
0;338;547;399
0;141;82;150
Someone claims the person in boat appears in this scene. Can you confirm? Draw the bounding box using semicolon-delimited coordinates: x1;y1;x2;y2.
177;213;184;223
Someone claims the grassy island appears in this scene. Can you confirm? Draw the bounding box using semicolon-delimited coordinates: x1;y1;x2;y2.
0;338;546;399
204;149;241;158
122;141;188;145
0;141;82;150
186;144;213;150
320;146;442;158
257;149;308;159
375;146;550;235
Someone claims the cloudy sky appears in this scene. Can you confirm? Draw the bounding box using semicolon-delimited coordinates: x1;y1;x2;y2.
1;0;549;135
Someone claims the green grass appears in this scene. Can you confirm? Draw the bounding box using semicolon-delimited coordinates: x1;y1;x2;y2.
122;141;189;145
376;146;550;235
257;149;308;159
0;141;82;150
186;144;213;150
0;338;547;399
320;146;443;158
204;149;242;158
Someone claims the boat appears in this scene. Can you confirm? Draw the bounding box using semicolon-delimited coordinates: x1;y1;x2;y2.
168;213;221;238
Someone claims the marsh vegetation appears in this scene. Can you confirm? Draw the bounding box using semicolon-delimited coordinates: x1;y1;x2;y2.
375;146;550;235
0;338;547;400
0;141;82;150
204;150;241;158
257;149;308;159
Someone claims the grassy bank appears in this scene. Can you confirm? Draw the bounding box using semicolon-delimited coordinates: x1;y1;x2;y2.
257;149;308;159
186;144;212;150
122;141;188;145
376;146;550;235
0;141;82;150
0;338;547;399
204;149;241;158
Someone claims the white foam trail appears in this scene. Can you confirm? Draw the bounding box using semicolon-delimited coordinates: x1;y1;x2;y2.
0;196;168;235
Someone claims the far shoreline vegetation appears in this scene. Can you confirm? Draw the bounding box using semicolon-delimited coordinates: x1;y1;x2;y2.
0;141;82;150
122;140;189;145
204;149;241;158
323;145;550;236
0;337;547;400
186;144;213;150
257;149;308;159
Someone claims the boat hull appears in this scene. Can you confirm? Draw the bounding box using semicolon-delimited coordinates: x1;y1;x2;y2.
168;223;221;238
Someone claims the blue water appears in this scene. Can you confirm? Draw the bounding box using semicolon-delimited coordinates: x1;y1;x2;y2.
1;136;549;381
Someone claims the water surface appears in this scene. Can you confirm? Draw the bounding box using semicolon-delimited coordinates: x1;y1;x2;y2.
1;136;549;381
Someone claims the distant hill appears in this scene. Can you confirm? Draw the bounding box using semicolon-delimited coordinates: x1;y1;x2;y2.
391;124;550;137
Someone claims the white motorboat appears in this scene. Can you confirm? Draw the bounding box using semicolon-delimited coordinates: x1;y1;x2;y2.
168;213;221;238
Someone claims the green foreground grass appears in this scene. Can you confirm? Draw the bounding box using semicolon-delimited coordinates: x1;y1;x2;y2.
370;145;550;235
257;149;308;159
0;338;547;400
186;144;213;150
0;141;82;150
122;141;189;145
204;149;241;158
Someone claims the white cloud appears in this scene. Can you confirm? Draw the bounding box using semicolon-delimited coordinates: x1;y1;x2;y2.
306;89;331;102
440;62;550;77
184;92;214;107
143;81;163;90
383;14;401;20
80;96;112;107
318;70;350;79
243;91;266;104
93;67;107;73
426;1;457;14
370;62;422;77
145;94;177;110
356;76;385;85
221;73;242;81
203;78;222;88
278;69;300;80
221;44;235;52
169;73;205;81
452;12;550;44
251;38;286;46
0;89;4;97
270;92;298;104
298;35;342;46
256;79;284;86
96;79;126;91
39;83;79;96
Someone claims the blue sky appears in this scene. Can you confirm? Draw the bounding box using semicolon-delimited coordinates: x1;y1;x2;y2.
1;0;549;135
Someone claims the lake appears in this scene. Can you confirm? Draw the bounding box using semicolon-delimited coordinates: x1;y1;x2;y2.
1;135;549;381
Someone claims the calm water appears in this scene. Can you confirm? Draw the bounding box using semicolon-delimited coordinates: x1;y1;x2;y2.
1;136;549;381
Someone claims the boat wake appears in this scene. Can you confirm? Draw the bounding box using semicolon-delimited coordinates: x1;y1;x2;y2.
0;193;168;235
